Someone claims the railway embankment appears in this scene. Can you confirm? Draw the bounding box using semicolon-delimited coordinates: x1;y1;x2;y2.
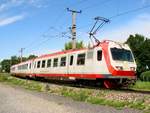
0;73;150;113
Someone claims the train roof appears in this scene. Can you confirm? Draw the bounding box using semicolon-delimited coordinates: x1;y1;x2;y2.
37;48;86;59
11;40;129;67
12;48;87;67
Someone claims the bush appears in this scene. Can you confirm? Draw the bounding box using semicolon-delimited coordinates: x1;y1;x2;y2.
140;71;150;81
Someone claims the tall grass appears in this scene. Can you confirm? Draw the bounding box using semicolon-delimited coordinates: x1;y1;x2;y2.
131;81;150;91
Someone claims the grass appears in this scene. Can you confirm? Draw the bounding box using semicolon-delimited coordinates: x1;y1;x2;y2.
0;73;149;112
0;73;44;92
130;81;150;91
87;97;127;108
61;87;90;101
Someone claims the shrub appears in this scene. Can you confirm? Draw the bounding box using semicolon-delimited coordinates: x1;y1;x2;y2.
140;71;150;81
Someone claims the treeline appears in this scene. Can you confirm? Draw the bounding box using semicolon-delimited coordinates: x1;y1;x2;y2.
64;41;84;50
0;55;37;72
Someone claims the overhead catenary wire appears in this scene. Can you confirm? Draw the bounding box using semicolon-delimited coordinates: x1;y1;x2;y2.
72;0;90;7
23;0;88;55
16;1;150;57
82;0;114;11
76;3;150;31
73;3;150;47
109;4;150;19
10;1;86;58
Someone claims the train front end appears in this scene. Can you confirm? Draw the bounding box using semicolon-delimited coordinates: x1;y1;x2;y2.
101;40;137;88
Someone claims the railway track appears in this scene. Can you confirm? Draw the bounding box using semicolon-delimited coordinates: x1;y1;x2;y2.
17;76;150;95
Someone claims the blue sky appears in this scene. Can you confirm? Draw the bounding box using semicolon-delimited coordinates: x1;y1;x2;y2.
0;0;150;60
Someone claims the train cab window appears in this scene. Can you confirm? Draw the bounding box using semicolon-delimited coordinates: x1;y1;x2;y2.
60;57;66;67
70;55;74;66
97;50;102;61
53;58;58;67
42;60;46;68
77;53;86;65
37;61;41;68
47;59;51;67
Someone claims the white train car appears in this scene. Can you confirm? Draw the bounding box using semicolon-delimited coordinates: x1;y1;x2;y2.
11;40;137;88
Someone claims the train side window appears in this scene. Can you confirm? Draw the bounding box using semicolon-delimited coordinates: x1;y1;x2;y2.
47;59;51;67
77;53;86;65
18;66;21;70
25;64;28;69
29;63;31;69
42;60;46;68
34;62;36;68
87;50;93;59
31;63;33;69
60;57;66;67
53;58;58;67
37;61;41;68
97;50;102;61
70;55;74;66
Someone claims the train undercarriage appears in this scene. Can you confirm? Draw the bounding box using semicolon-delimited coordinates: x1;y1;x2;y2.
11;73;136;89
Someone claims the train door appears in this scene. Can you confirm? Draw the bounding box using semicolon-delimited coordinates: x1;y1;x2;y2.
29;62;31;76
30;60;35;77
95;48;108;74
67;54;76;75
86;49;94;73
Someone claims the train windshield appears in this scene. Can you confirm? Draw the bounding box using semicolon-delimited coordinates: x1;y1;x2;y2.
111;48;134;62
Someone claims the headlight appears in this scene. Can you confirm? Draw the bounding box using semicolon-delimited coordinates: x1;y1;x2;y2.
115;66;123;70
130;67;135;71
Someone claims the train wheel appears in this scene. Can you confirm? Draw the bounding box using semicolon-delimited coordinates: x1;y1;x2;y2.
103;80;118;89
122;79;136;88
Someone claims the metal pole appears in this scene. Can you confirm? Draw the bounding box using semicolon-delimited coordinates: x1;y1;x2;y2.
19;48;25;63
72;12;76;49
67;8;81;49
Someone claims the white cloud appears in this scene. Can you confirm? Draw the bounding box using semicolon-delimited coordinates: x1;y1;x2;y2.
0;14;25;26
0;0;46;12
10;0;47;8
98;14;150;42
0;3;9;12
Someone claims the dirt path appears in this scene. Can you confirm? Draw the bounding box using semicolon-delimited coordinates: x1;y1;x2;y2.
0;83;142;113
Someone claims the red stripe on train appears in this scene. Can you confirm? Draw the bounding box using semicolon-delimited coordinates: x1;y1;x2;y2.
12;73;104;79
36;73;104;79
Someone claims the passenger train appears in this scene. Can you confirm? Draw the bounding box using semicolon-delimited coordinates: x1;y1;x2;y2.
10;40;137;88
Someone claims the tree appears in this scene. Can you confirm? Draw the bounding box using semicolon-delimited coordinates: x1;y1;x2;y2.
126;34;150;76
10;56;20;65
28;55;37;60
0;59;11;72
64;41;84;50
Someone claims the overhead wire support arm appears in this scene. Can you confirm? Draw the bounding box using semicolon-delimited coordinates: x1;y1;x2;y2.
89;16;110;47
89;19;99;35
92;17;110;35
67;8;82;13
